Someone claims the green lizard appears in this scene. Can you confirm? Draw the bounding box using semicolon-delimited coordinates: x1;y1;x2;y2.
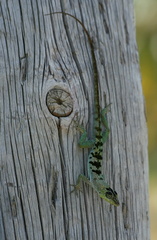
46;12;119;206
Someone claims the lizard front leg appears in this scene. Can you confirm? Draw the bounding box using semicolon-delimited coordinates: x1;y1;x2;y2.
71;174;92;194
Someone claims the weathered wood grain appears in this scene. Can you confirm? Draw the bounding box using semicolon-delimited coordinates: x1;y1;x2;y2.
0;0;149;239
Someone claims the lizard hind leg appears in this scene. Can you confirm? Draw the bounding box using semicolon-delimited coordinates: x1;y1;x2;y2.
75;124;95;148
101;104;111;144
102;130;109;144
101;103;111;127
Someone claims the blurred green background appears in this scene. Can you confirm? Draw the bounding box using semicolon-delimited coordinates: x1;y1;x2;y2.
135;0;157;239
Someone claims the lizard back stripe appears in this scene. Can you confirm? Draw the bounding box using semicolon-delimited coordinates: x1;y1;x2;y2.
94;142;103;148
92;169;101;175
95;135;102;140
91;152;103;160
89;161;101;169
95;127;101;132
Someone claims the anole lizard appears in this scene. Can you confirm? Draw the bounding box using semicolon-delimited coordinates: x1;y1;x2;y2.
46;12;119;206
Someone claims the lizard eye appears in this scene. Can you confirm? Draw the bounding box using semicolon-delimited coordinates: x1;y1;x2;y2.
105;192;113;199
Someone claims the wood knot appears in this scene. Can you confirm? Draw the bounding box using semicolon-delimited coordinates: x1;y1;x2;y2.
46;87;73;117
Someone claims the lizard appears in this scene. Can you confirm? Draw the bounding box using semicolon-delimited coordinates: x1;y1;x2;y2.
46;12;120;206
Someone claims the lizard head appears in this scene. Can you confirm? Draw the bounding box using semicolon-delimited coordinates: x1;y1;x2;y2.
98;187;120;206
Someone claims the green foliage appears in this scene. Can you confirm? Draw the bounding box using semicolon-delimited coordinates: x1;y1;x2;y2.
135;1;157;239
136;1;157;177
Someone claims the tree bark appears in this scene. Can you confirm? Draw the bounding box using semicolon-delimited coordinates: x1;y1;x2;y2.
0;0;149;239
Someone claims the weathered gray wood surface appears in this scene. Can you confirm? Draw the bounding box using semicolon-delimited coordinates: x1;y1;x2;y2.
0;0;149;239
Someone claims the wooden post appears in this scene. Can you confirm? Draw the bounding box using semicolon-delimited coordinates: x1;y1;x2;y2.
0;0;149;239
